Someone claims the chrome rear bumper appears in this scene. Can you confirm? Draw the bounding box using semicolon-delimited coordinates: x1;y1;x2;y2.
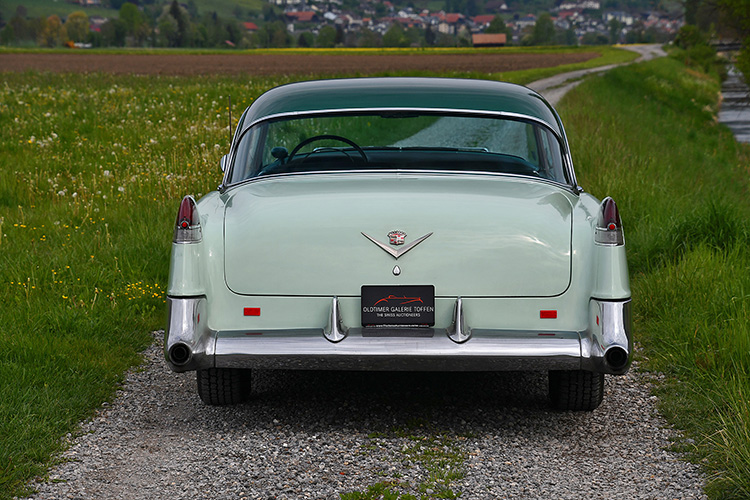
165;296;631;374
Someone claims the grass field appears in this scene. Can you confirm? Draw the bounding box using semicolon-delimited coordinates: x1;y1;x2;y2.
0;44;637;68
1;49;749;499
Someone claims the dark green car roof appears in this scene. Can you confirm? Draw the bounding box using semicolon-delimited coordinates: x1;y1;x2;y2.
241;77;564;136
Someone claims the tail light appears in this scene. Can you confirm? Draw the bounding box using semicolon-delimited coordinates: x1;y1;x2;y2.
173;195;202;243
595;197;624;246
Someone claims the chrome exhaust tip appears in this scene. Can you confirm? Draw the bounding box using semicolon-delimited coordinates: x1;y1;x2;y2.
604;346;629;371
168;342;192;366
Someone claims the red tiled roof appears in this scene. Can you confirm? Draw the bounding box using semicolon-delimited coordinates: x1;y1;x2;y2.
286;11;316;22
472;33;507;45
472;15;496;24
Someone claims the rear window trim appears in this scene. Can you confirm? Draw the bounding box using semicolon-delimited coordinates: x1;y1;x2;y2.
224;107;574;189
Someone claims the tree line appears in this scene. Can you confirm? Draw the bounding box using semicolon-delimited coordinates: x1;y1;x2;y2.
1;2;251;48
680;0;749;78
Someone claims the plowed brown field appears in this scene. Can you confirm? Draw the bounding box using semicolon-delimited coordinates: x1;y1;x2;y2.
0;51;597;76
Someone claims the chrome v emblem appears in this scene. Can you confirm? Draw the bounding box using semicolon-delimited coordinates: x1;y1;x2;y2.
361;232;433;259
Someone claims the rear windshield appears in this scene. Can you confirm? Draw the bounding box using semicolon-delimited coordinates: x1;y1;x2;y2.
227;112;568;185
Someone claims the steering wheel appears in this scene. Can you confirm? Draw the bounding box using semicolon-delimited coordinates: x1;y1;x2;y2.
288;134;367;164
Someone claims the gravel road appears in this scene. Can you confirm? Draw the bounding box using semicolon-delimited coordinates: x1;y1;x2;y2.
20;332;706;500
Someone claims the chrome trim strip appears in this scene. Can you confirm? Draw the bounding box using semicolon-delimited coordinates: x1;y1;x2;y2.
244;107;563;142
361;232;433;260
226;169;579;196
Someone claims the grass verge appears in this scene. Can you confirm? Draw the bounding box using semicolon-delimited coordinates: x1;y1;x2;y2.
559;56;750;499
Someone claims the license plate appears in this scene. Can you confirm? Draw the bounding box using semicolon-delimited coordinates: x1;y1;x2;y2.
361;285;435;327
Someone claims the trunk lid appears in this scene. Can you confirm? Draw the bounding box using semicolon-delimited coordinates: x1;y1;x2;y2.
224;173;573;297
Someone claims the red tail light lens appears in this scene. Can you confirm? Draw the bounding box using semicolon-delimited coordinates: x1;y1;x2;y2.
173;195;202;243
595;197;624;246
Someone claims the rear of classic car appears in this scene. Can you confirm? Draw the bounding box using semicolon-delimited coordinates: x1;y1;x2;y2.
164;78;632;411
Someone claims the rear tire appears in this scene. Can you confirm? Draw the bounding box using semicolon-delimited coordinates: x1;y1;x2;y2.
196;368;251;405
549;370;604;411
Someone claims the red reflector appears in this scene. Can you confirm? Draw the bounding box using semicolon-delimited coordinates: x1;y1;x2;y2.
540;310;557;319
244;307;261;316
538;333;556;337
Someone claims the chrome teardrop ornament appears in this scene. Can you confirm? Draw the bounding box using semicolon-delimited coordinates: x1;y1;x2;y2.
393;265;401;276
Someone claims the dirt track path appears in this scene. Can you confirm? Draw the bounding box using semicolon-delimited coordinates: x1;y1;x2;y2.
529;44;667;105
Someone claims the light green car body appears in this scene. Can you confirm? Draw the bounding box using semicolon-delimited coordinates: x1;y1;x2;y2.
165;78;631;409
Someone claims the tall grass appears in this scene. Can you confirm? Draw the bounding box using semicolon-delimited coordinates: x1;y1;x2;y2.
560;57;750;499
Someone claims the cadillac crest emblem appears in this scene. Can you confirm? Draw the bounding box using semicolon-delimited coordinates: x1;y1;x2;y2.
361;231;433;259
388;230;406;246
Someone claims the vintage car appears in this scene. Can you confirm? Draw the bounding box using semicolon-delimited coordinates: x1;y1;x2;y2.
165;77;631;410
